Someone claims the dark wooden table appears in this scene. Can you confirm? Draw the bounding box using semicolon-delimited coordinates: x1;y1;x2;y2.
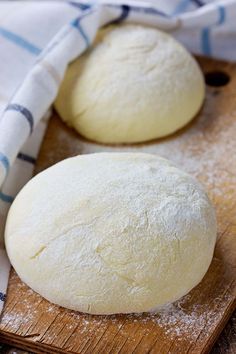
211;311;236;354
0;310;235;354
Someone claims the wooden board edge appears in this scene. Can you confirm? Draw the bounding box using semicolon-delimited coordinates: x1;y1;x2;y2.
0;300;235;354
202;299;236;354
0;331;65;354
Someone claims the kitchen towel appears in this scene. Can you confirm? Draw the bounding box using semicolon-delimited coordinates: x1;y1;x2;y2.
0;0;236;313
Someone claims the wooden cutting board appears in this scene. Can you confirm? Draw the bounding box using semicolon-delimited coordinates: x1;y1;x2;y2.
0;57;235;354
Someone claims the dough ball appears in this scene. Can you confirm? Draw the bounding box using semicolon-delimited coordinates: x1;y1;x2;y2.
55;25;205;144
5;153;216;315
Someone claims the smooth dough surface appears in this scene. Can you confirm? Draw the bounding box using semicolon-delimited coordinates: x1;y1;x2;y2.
5;153;216;315
55;25;205;144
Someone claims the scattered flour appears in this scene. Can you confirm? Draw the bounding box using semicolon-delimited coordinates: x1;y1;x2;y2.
43;106;236;208
1;271;233;345
2;90;236;346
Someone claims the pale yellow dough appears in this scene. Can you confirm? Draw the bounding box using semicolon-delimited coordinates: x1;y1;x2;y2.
5;153;216;315
55;25;205;144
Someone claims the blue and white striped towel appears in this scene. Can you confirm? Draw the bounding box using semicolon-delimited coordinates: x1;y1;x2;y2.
0;0;236;313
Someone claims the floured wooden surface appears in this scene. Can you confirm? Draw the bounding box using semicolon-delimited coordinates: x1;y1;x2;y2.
0;57;235;353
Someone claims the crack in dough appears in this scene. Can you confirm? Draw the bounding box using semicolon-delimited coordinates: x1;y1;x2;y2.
5;153;217;315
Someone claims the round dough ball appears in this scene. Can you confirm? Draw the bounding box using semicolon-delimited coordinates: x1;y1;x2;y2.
5;153;216;315
55;25;205;144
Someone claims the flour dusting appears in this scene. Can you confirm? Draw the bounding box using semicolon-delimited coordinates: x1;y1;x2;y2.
44;105;236;207
1;270;234;345
2;89;236;346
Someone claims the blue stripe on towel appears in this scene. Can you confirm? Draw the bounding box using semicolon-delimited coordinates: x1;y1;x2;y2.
0;292;6;302
0;27;41;55
218;5;225;25
191;0;204;6
17;152;36;165
0;191;14;203
201;5;225;56
172;0;204;16
108;3;167;20
71;18;90;47
0;152;10;175
6;104;34;134
111;5;130;24
68;1;91;11
172;0;191;15
201;28;211;55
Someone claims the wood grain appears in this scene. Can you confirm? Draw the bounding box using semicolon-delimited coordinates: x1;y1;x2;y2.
1;312;234;353
0;56;236;354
